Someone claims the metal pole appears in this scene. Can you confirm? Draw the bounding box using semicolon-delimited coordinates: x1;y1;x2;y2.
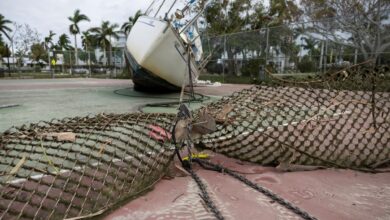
319;41;324;73
69;52;72;75
62;51;64;74
11;39;15;74
223;35;226;83
187;45;194;99
324;40;328;73
265;27;269;67
48;50;53;78
88;50;91;78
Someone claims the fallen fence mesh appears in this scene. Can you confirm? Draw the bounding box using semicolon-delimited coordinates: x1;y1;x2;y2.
0;113;175;219
196;64;390;171
0;64;389;219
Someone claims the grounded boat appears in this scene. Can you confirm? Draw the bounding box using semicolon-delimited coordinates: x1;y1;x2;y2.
126;1;204;92
126;0;206;92
126;16;198;91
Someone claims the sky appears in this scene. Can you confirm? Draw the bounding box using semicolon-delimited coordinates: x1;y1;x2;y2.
0;0;156;44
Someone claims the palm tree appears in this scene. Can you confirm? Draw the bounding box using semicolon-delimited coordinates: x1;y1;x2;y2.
301;37;318;61
81;31;95;51
44;30;56;74
81;31;96;68
68;9;90;65
57;34;72;51
121;10;143;36
56;34;72;73
44;30;56;50
89;21;120;65
0;14;12;40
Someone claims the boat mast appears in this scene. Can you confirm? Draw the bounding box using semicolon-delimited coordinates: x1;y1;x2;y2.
154;0;167;17
165;0;179;20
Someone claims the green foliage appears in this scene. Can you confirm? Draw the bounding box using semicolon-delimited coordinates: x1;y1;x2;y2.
0;36;10;58
202;0;302;75
89;21;120;65
81;31;96;50
297;56;317;73
56;34;72;51
241;59;262;77
68;9;90;35
31;43;45;61
44;30;56;50
0;43;11;57
0;14;12;40
205;0;251;35
300;0;390;60
78;50;96;63
89;21;120;51
122;10;143;35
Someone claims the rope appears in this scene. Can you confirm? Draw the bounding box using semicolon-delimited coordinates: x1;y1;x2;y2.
193;158;318;220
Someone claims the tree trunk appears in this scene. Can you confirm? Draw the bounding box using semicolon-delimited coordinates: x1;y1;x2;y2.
103;42;107;66
109;37;113;67
319;41;324;72
226;46;235;75
7;56;10;77
74;34;78;66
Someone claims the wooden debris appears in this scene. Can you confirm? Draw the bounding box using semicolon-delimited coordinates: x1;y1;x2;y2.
276;162;325;172
215;104;234;123
9;156;26;175
41;132;76;142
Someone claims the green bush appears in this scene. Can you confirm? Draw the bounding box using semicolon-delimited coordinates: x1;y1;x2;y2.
33;66;42;73
298;57;316;73
241;59;261;77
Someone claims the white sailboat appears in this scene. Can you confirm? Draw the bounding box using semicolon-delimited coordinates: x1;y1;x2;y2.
126;0;205;92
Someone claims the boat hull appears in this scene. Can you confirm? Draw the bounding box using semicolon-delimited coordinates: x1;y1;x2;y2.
126;16;199;92
126;51;180;92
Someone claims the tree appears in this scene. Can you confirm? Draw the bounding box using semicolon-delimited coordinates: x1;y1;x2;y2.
300;37;319;61
0;42;11;58
13;23;40;61
81;31;95;51
121;10;143;35
0;14;12;40
31;43;45;62
56;33;72;51
44;30;56;50
68;9;90;65
204;0;252;74
89;21;120;65
81;31;96;66
268;0;302;26
301;0;390;62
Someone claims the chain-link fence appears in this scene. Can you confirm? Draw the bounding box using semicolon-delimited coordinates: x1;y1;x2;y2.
0;113;175;219
201;21;390;79
196;63;390;172
0;48;128;78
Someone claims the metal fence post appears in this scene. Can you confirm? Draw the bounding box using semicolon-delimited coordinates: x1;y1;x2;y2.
319;40;324;73
223;35;226;83
324;40;328;73
265;26;269;67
